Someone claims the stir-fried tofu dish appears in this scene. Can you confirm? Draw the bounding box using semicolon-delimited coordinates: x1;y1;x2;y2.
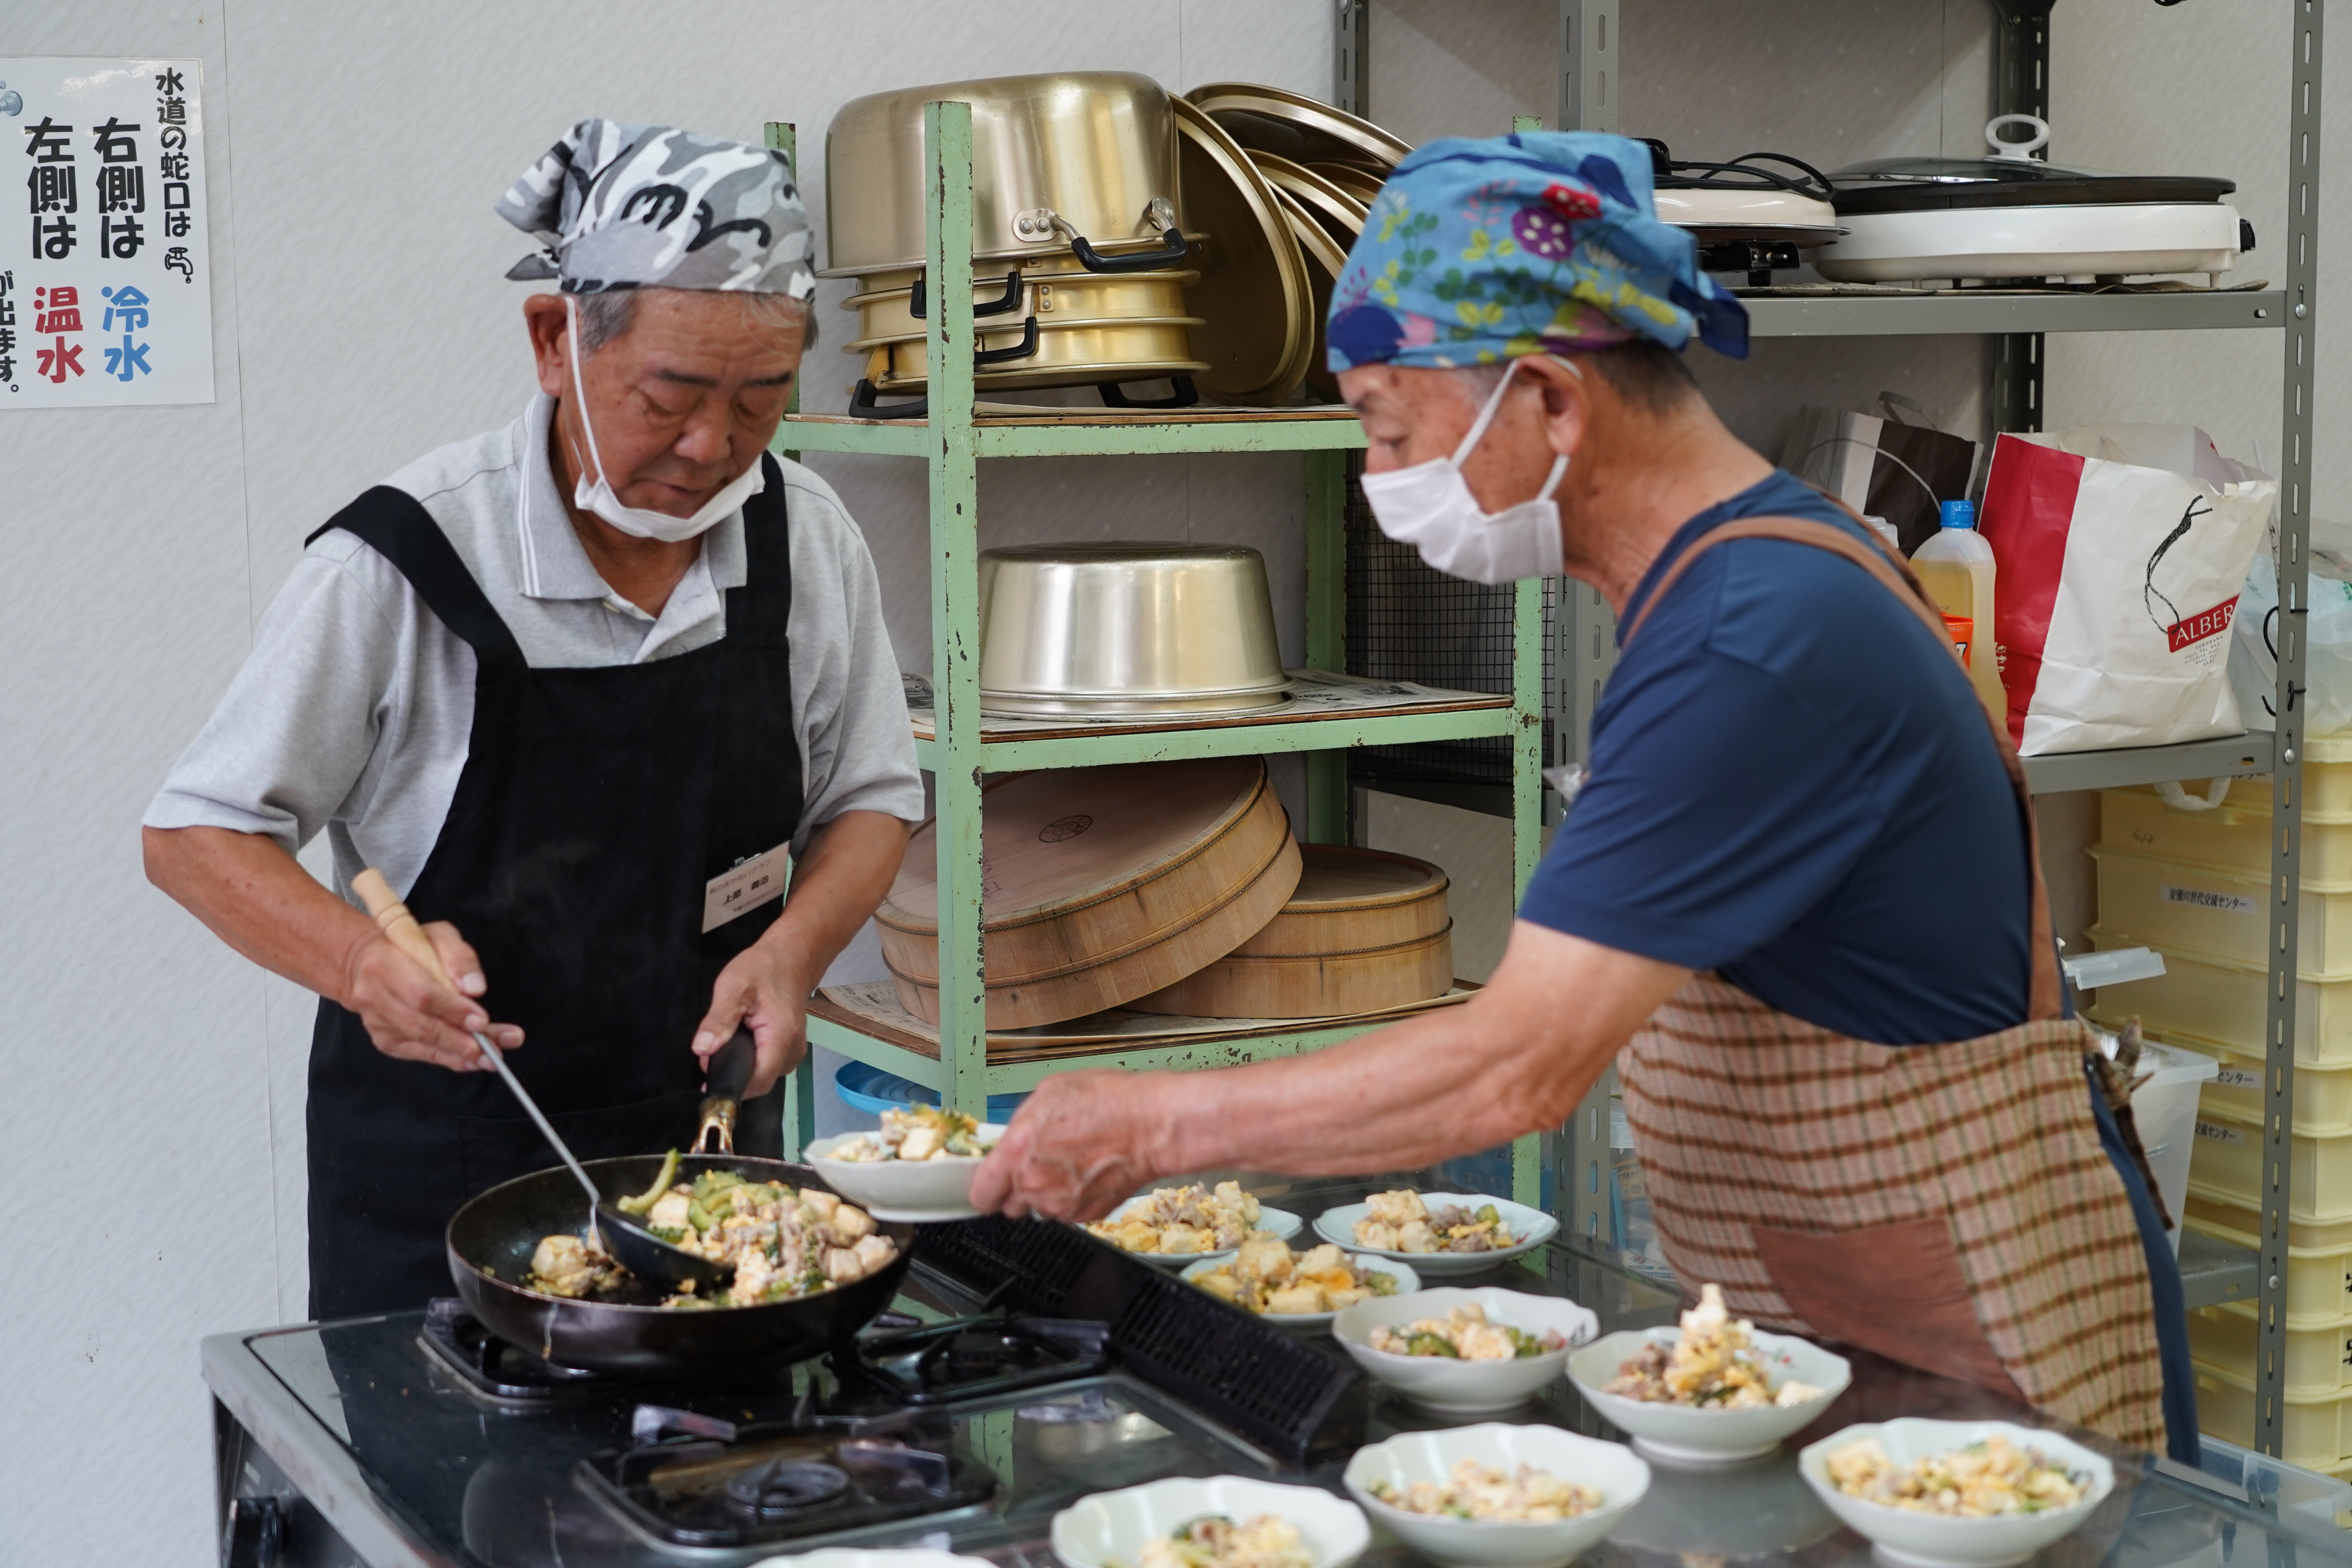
1604;1283;1823;1407
1191;1238;1399;1315
1825;1435;2089;1517
1367;1303;1567;1360
1138;1514;1311;1568
1088;1181;1266;1256
526;1153;897;1309
829;1105;989;1162
1369;1458;1602;1522
1353;1191;1517;1254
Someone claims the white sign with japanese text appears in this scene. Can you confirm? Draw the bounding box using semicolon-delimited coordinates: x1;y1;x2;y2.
0;58;212;408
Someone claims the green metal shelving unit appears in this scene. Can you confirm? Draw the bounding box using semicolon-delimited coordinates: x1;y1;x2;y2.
776;100;1548;1206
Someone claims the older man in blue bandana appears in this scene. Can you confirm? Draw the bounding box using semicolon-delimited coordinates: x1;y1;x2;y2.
144;120;922;1315
977;132;2194;1460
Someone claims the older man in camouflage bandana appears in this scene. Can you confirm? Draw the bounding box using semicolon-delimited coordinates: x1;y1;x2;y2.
144;120;920;1316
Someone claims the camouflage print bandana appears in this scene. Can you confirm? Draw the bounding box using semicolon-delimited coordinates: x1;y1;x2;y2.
496;119;815;296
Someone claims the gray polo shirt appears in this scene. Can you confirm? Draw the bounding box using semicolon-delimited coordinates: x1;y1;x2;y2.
145;393;923;902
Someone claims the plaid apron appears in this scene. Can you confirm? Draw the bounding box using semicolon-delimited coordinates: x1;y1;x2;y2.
1614;516;2168;1451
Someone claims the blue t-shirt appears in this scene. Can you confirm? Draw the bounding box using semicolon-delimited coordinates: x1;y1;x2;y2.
1517;471;2033;1044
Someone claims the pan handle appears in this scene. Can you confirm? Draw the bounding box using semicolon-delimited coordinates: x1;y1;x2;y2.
695;1025;757;1154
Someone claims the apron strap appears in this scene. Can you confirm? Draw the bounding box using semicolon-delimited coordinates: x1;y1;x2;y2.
724;454;794;649
1620;512;2063;1022
307;486;529;681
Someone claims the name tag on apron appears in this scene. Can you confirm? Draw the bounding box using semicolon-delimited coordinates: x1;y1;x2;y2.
704;844;790;933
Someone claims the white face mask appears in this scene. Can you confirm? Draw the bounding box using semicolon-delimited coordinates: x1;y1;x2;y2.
562;295;766;544
1358;355;1575;583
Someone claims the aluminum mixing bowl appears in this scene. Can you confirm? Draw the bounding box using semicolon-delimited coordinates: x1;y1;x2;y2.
976;543;1288;717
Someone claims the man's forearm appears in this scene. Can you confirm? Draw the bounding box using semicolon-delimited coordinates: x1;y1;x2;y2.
756;811;911;989
143;824;381;1002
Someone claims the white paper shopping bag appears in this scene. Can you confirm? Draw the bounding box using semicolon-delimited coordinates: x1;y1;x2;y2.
1978;425;2276;756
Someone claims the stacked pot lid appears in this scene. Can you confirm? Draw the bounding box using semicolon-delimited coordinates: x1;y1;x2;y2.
878;759;1455;1030
1811;115;2246;283
1189;83;1407;403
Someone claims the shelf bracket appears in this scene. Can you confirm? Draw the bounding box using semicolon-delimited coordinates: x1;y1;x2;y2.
2257;0;2325;1462
1335;0;1368;118
1557;0;1619;135
1988;0;2053;436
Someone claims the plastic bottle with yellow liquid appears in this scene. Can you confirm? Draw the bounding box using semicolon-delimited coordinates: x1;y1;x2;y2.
1910;500;2007;725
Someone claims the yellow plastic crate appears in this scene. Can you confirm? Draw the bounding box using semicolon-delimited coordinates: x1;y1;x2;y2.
2197;1047;2352;1132
2091;846;2352;973
2085;924;2352;1068
2188;1104;2352;1223
2102;785;2352;883
2182;1196;2352;1328
2187;1300;2352;1397
2194;1357;2352;1470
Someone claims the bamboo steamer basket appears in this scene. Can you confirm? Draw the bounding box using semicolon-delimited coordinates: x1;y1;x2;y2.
1128;845;1452;1018
877;757;1302;1029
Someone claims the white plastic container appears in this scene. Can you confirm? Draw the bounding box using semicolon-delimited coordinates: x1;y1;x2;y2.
1911;500;2007;724
2126;1037;2220;1253
2189;1103;2352;1222
2089;846;2352;973
2185;1196;2352;1327
2085;923;2352;1067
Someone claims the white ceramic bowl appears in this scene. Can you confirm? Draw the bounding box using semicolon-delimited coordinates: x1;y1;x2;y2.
1091;1197;1303;1268
1179;1253;1421;1329
1341;1422;1650;1568
1051;1476;1369;1568
1796;1419;2116;1568
803;1127;1007;1223
1567;1326;1851;1464
1312;1193;1557;1276
1331;1287;1598;1414
757;1552;995;1568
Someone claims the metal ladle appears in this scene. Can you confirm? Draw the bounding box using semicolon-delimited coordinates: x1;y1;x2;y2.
351;868;740;1294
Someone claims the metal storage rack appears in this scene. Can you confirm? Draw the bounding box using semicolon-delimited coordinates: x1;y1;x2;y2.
1336;0;2324;1455
771;101;1549;1207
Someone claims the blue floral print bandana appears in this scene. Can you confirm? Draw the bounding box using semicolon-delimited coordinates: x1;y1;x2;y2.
1326;131;1748;372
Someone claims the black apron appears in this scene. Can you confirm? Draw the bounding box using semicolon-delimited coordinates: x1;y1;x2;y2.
304;454;802;1319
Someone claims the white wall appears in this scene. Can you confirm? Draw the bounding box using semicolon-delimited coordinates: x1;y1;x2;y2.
0;5;1327;1564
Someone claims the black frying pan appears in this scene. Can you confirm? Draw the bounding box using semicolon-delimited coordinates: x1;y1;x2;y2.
445;1151;916;1375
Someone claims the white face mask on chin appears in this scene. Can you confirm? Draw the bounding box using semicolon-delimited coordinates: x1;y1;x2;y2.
1357;355;1575;583
563;294;765;544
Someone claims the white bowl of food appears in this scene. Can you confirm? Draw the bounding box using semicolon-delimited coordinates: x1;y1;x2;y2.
757;1552;996;1568
1331;1287;1597;1414
1566;1285;1849;1464
804;1107;1005;1223
1085;1182;1302;1267
1312;1191;1557;1276
1796;1419;2115;1568
1181;1239;1418;1328
1342;1423;1650;1568
1051;1475;1369;1568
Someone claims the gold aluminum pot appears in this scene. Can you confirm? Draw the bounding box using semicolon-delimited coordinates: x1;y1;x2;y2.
824;72;1185;274
840;259;1207;394
976;543;1288;717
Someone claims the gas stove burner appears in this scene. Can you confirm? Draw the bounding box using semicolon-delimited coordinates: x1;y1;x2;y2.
836;1313;1112;1405
417;1298;783;1402
726;1458;851;1518
577;1424;996;1549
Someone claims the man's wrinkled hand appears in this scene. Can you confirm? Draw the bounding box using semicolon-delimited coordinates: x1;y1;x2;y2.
971;1069;1170;1221
693;939;814;1097
342;924;523;1073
